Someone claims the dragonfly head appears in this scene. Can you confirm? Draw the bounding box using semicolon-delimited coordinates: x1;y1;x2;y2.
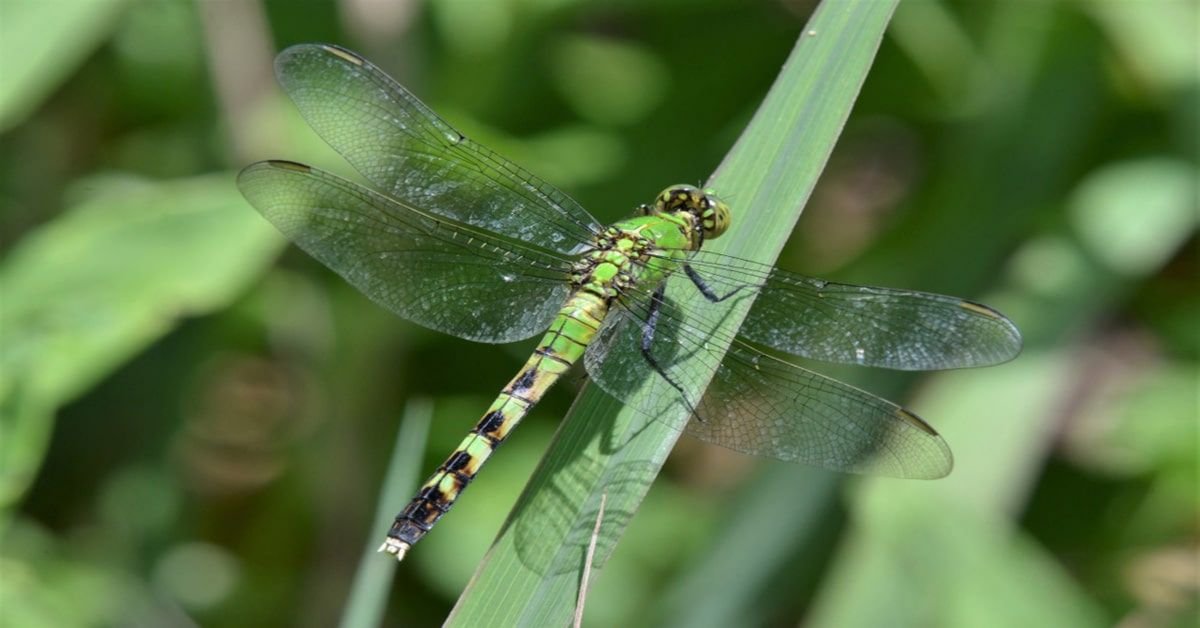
651;184;731;244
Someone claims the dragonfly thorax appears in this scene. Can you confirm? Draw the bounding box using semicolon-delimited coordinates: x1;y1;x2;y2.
570;227;653;301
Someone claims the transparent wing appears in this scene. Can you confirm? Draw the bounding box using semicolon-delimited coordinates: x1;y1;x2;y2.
238;160;572;343
584;274;953;479
274;44;603;254
660;249;1022;370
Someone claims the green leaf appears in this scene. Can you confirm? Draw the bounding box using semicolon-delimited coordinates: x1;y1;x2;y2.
0;173;282;506
444;2;899;625
805;356;1108;628
0;517;163;626
550;35;669;126
0;0;130;131
1069;158;1198;277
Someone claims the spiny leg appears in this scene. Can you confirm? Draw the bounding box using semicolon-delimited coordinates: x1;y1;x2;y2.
683;263;754;303
639;283;702;421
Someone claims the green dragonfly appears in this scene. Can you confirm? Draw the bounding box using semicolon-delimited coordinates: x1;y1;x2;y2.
238;44;1022;561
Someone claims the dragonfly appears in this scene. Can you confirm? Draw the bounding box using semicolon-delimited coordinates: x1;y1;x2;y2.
238;44;1022;562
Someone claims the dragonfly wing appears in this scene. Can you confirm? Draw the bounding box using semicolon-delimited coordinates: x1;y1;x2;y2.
675;250;1022;370
584;293;687;420
274;44;603;254
584;275;952;479
687;341;952;479
239;160;572;343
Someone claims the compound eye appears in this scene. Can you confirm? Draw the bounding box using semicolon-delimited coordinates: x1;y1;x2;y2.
701;196;731;239
655;184;700;212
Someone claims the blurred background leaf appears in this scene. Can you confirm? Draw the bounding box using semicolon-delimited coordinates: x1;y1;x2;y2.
1;0;1196;626
0;0;131;132
1;174;281;506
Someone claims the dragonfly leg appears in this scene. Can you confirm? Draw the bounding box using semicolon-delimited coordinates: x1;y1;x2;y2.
684;263;753;303
641;283;703;421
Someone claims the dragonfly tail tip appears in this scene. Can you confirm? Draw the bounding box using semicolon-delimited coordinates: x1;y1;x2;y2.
377;538;410;562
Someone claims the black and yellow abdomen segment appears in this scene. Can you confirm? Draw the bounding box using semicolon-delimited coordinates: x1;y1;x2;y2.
380;291;609;560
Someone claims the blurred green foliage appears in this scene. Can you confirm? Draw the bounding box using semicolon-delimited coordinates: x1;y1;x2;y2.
1;1;1195;627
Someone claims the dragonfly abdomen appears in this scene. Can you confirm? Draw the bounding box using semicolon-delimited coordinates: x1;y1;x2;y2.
380;290;608;560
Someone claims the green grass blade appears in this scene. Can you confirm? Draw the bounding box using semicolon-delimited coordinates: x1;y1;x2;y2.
444;2;899;625
340;399;433;628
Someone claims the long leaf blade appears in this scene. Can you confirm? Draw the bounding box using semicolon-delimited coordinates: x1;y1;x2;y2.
444;2;900;625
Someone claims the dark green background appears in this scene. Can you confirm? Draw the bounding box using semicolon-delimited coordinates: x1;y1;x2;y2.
2;1;1195;626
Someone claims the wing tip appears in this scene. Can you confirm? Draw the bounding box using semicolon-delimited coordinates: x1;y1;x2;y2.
958;299;1005;320
892;409;955;480
896;407;939;437
275;43;365;84
264;159;311;173
959;299;1024;362
236;160;311;184
319;43;365;66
